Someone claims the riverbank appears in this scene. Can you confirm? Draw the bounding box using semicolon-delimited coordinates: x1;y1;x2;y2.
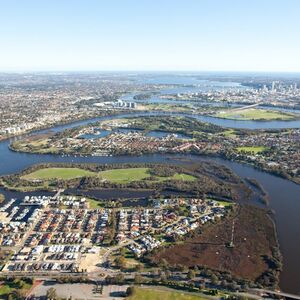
0;109;135;142
0;162;247;203
8;142;300;186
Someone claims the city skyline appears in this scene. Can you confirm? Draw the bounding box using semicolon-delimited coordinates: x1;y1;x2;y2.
1;0;300;72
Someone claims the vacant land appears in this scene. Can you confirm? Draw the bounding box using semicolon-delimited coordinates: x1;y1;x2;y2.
151;205;278;282
21;167;196;183
127;287;206;300
22;167;96;180
236;146;268;154
215;108;296;121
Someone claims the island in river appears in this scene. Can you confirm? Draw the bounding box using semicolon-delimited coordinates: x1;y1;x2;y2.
10;115;300;185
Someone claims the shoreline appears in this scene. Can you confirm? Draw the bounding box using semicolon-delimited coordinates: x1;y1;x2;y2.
0;109;136;142
7;143;300;186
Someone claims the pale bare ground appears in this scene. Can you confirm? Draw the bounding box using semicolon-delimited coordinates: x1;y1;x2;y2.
29;281;129;299
79;252;102;273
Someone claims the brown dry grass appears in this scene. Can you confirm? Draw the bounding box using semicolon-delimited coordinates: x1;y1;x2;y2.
152;205;276;281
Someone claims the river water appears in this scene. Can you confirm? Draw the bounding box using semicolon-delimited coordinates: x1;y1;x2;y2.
0;75;300;293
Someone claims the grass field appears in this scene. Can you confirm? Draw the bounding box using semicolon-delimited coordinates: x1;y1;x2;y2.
236;146;268;154
126;287;206;300
222;129;237;138
171;173;196;181
87;198;105;209
215;108;296;121
206;198;233;207
99;168;196;183
22;167;96;180
22;167;196;183
99;168;150;183
216;200;233;207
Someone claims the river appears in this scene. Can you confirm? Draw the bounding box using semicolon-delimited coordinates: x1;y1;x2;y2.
0;75;300;294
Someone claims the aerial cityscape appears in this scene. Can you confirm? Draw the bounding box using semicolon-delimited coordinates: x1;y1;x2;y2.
1;1;300;300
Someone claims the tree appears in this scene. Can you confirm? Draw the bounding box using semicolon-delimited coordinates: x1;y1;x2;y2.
211;274;219;285
46;287;58;300
7;295;13;300
160;273;167;283
187;269;196;280
114;256;126;270
165;270;171;279
119;247;126;257
176;264;185;272
134;274;143;284
135;263;143;272
105;275;113;284
126;286;136;296
115;273;125;284
209;289;219;296
7;289;26;300
198;282;205;290
151;268;159;278
159;258;169;270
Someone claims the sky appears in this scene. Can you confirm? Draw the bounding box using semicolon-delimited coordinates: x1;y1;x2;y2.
0;0;300;72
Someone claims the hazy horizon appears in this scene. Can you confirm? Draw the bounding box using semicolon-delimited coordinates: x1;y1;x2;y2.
2;70;300;75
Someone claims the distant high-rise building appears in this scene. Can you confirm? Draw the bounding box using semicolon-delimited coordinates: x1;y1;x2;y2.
262;84;268;92
271;81;276;92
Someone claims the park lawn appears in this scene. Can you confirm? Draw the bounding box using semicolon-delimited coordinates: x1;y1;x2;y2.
87;198;105;209
99;168;151;183
99;168;197;183
205;198;234;208
236;146;268;154
222;129;237;138
168;173;196;181
216;200;233;207
21;167;197;183
216;108;296;121
126;287;206;300
22;167;97;180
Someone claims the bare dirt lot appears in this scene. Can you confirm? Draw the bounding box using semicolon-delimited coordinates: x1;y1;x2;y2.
29;281;129;299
